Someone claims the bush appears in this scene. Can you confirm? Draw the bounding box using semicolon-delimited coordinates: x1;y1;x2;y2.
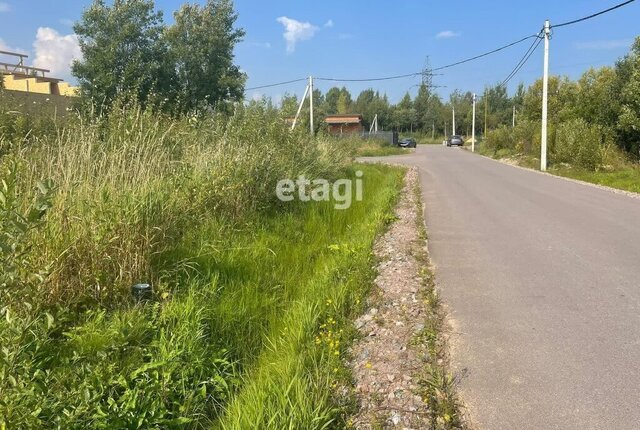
485;125;515;152
513;120;540;155
553;119;603;170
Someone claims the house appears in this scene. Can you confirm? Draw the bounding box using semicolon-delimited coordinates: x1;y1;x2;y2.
325;114;364;135
1;50;78;96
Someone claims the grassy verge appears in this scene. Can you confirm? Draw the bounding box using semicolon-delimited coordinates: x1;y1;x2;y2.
0;103;404;429
355;140;410;157
549;165;640;193
411;178;465;429
476;145;640;194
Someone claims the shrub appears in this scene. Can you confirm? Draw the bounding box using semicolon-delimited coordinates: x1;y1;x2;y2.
553;119;603;170
484;125;515;153
513;120;540;155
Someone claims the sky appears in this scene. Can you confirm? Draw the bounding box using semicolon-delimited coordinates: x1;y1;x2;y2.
1;0;639;104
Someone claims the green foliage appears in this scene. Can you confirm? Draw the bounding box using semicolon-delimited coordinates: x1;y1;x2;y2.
73;0;171;111
479;35;640;168
0;164;55;307
0;99;404;428
522;76;579;124
73;0;245;114
484;125;515;153
0;287;236;429
336;87;353;114
554;119;604;170
166;0;246;113
617;38;640;154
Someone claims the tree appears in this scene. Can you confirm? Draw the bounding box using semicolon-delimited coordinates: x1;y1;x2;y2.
392;93;417;132
617;37;640;155
575;67;619;129
336;87;352;114
280;93;299;117
166;0;245;113
73;0;170;110
323;87;341;114
413;84;431;132
521;76;578;124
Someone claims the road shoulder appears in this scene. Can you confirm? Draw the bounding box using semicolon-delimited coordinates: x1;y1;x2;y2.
349;167;466;429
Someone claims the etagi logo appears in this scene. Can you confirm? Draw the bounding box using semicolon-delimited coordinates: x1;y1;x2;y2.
276;171;363;210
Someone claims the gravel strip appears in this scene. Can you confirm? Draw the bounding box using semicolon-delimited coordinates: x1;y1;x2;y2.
349;167;433;429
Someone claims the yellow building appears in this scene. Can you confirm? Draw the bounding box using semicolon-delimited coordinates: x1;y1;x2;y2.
1;50;79;97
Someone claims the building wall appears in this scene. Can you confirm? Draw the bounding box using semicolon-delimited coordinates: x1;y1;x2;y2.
1;74;79;96
0;89;74;116
327;123;363;135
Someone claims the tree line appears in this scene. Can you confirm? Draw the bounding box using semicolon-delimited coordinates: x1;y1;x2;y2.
281;36;640;160
483;37;640;166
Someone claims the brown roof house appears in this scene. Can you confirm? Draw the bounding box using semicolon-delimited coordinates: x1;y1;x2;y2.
325;114;364;136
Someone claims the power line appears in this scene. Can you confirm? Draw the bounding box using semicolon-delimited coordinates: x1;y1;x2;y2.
500;32;544;87
432;34;540;71
315;72;422;83
244;78;308;92
311;34;538;84
552;0;637;28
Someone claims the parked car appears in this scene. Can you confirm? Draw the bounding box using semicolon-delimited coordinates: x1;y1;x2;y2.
398;138;417;148
447;135;464;147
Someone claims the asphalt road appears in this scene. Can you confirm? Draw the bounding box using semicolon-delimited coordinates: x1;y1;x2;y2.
364;145;640;430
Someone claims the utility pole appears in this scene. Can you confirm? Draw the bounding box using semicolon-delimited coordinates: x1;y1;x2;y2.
369;114;379;133
472;93;476;153
484;92;488;136
291;83;310;131
432;121;435;140
541;20;550;171
452;106;456;136
512;106;516;128
309;76;314;135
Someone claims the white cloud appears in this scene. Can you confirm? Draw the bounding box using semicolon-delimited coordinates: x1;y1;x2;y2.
575;39;632;50
324;19;334;28
436;30;460;39
32;27;81;79
251;92;264;102
276;16;319;53
0;2;10;13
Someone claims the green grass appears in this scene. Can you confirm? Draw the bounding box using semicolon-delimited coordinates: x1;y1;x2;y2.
0;105;405;428
550;165;640;193
477;143;640;194
355;141;411;157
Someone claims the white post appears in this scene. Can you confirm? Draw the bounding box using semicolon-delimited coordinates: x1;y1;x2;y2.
309;76;314;135
369;114;379;133
541;20;550;171
291;84;310;131
513;106;516;128
472;93;476;153
452;106;456;136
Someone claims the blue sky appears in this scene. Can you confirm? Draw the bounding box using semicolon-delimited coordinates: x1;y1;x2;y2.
1;0;639;104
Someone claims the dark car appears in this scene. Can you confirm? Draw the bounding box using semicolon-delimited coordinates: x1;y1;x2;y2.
447;135;464;147
398;138;417;148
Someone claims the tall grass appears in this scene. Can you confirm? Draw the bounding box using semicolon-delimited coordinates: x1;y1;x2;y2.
0;104;404;428
2;103;354;308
